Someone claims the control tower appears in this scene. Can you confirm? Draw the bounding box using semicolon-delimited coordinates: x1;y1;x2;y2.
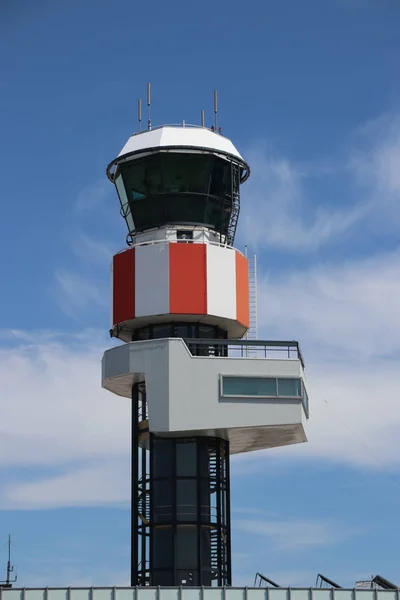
102;92;309;588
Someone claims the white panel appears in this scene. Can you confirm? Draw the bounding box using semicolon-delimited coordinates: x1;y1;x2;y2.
135;243;169;317
207;245;236;320
118;126;243;161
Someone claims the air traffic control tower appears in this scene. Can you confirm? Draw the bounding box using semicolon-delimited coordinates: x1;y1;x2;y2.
101;90;310;588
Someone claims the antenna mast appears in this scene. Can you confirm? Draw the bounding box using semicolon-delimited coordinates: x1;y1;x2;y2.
0;535;17;588
147;82;152;130
138;98;142;133
213;89;218;130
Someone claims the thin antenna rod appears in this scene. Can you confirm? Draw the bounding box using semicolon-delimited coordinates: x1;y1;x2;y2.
0;535;17;587
213;90;218;130
138;99;142;133
147;82;152;130
201;109;205;127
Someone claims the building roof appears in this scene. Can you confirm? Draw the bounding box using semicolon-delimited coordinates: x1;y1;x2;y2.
116;125;245;162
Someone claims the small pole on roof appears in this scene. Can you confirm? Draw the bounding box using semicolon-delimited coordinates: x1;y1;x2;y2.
138;98;142;133
213;89;218;130
201;109;205;127
147;81;152;130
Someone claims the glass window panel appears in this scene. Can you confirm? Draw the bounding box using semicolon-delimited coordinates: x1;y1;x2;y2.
153;324;174;338
198;324;216;338
177;441;197;476
176;324;193;338
222;376;277;397
115;173;135;233
209;157;232;197
121;156;162;200
177;479;197;521
153;480;173;523
163;154;211;195
153;438;173;477
176;527;198;569
277;378;301;397
153;528;173;569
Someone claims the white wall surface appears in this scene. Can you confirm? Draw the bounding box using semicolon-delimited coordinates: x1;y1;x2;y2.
135;243;169;317
206;245;236;320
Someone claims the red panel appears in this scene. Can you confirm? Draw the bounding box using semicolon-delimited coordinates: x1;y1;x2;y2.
169;243;207;314
113;249;135;325
235;252;250;328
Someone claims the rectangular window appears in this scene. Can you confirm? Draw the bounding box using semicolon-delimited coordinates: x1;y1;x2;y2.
221;376;302;399
277;378;302;397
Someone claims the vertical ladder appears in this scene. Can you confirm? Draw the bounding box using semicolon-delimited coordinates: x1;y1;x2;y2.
245;249;258;356
227;163;240;246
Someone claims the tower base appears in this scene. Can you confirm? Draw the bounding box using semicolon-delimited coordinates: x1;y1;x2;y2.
132;382;231;587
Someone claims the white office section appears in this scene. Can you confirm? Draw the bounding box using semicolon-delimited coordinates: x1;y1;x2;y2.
102;339;308;454
135;243;169;317
207;244;236;320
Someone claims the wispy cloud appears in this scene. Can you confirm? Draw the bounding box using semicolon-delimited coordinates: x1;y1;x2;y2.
234;516;356;550
53;269;107;318
240;111;400;252
75;179;110;212
258;247;400;359
1;459;130;510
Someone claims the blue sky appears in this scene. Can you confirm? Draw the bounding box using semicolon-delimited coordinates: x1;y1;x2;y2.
1;0;400;589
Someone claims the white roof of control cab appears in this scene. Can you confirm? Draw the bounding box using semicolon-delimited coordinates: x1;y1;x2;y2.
117;125;244;161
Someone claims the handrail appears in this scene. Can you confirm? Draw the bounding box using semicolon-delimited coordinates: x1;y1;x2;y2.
115;237;242;254
131;123;225;135
183;338;305;370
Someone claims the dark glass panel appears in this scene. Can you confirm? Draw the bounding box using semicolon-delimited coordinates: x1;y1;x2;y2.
153;480;173;523
153;438;173;478
153;324;174;338
163;154;211;195
176;441;197;477
117;153;236;234
176;527;198;569
153;528;173;569
209;157;232;197
177;480;197;521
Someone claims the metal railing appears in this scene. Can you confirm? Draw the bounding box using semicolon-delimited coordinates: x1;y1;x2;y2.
115;236;242;253
183;339;305;370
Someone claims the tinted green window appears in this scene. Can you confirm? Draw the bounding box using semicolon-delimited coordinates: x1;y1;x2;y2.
222;376;277;396
222;376;303;398
277;378;301;397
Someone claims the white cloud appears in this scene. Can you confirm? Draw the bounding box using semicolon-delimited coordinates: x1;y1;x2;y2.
70;233;116;266
250;247;400;469
239;147;364;251
258;248;400;359
1;459;130;510
234;516;354;550
0;331;129;471
351;113;400;197
75;180;110;212
53;269;108;317
240;112;400;252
